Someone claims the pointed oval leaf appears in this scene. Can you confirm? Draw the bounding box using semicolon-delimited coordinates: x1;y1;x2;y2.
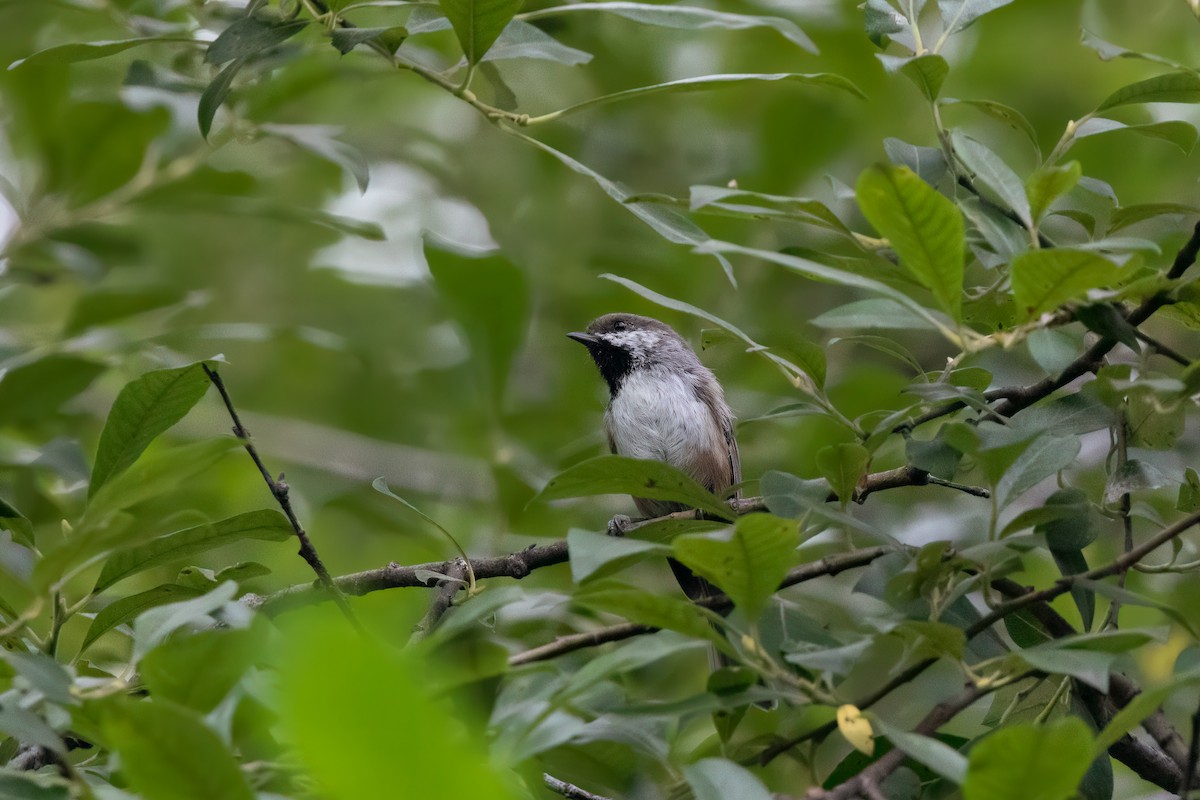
816;442;870;507
683;758;774;800
1010;249;1120;319
542;72;864;120
855;164;965;319
198;58;244;139
9;36;195;70
90;362;212;498
1097;70;1200;112
205;15;308;65
93;509;293;593
522;2;815;52
1026;162;1081;224
537;455;732;520
879;54;948;101
937;0;1014;36
81;584;204;653
439;0;523;63
963;717;1093;800
574;583;729;648
102;699;255;800
951;130;1031;227
672;513;798;618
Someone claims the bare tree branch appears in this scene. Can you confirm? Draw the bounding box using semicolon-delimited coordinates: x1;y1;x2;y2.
252;464;985;614
203;365;361;630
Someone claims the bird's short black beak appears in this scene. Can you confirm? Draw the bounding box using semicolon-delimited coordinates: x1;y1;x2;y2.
567;332;598;346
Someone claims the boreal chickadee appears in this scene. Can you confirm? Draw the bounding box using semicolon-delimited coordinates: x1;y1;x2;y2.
568;313;740;603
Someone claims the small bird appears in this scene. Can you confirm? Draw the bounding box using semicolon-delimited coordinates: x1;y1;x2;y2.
568;313;740;603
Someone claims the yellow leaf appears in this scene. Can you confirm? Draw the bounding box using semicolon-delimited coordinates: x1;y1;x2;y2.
837;704;875;756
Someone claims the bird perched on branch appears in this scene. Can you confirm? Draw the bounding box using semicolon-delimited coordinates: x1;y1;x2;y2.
568;312;740;605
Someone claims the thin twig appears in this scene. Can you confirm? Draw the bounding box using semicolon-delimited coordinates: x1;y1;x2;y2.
1103;412;1134;630
758;507;1200;768
812;682;991;800
543;774;614;800
508;547;894;667
896;221;1200;435
412;560;466;640
202;365;362;630
1136;330;1191;366
1183;704;1200;798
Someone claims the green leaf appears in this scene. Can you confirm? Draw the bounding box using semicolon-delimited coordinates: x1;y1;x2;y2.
541;73;864;120
951;131;1031;227
689;186;849;234
428;249;528;406
0;497;34;548
0;355;106;424
205;14;308;65
90;362;212;498
940;98;1040;155
759;470;828;519
683;758;774;800
537;455;733;520
879;54;948;101
80;584;204;653
1091;681;1179;757
259;123;371;193
521;2;816;52
0;773;69;800
673;514;798;618
439;0;522;63
1110;202;1199;232
811;298;940;331
198;58;244;139
280;611;519;800
963;717;1093;800
993;434;1080;508
85;437;238;527
574;583;729;648
132;582;241;661
94;509;293;593
1081;29;1192;72
1026;162;1081;223
470;19;588;65
874;718;968;783
567;529;670;583
65;285;186;335
8;36;195;70
937;0;1014;36
816;443;870;507
140;627;260;712
510;131;733;281
328;25;408;56
601;274;820;390
855;164;965;319
1074;117;1198;155
102;699;255;800
1096;70;1200;111
1010;249;1120;318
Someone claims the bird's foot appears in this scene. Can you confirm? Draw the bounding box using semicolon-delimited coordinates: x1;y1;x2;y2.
606;514;632;537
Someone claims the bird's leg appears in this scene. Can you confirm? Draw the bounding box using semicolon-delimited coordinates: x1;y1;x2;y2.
606;514;633;537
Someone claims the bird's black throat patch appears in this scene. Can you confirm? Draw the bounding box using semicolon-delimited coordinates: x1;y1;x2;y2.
584;342;633;397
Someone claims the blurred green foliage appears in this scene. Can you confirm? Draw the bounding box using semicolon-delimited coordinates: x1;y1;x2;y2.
2;0;1200;797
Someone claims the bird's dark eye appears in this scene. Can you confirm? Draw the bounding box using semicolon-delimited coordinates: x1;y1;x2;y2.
613;320;627;331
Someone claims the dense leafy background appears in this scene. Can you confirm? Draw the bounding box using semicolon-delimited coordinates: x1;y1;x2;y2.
2;0;1200;798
